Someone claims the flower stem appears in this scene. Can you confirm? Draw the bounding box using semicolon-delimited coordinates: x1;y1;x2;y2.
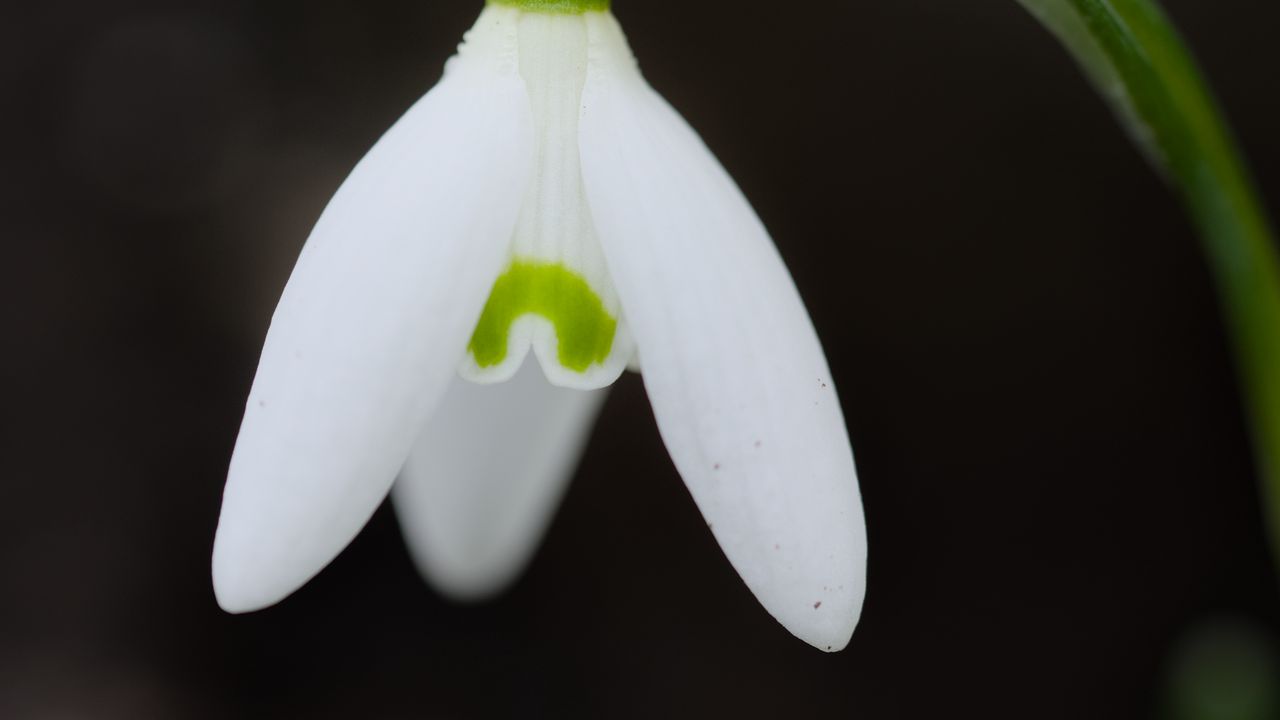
1018;0;1280;560
488;0;610;14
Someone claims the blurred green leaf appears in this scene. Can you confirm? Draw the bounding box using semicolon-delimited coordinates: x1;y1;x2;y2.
1017;0;1280;563
1165;618;1279;720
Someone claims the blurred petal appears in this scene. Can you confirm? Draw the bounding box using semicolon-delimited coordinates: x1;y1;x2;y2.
213;8;533;613
578;13;866;652
392;361;606;601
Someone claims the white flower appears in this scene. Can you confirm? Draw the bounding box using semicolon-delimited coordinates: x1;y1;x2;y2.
212;0;867;652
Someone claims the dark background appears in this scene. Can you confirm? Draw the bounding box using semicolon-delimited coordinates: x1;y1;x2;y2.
4;0;1280;717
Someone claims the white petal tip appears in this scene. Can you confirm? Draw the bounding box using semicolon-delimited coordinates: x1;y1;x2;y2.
414;560;521;605
770;585;863;653
795;613;859;654
396;502;548;604
210;536;303;615
213;589;270;616
818;638;852;654
212;574;277;616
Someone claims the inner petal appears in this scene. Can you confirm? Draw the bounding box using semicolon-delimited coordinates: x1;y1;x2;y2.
460;10;634;391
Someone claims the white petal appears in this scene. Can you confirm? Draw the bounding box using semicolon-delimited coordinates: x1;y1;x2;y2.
212;7;533;613
578;13;866;652
392;361;606;601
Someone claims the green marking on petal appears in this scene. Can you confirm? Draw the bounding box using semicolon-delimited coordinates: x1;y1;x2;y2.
488;0;610;14
468;260;618;373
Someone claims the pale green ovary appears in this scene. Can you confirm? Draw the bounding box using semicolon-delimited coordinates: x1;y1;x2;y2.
468;260;618;373
488;0;610;15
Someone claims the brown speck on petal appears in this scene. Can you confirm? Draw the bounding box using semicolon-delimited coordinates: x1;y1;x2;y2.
774;544;781;551
713;463;721;470
813;601;822;609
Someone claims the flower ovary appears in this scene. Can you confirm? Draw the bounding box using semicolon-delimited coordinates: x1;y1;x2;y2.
487;0;610;15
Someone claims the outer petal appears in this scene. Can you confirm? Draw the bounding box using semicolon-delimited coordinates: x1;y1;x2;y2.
213;8;533;613
391;361;606;601
578;14;866;651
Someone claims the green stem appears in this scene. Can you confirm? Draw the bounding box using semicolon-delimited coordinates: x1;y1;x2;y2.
488;0;610;14
1017;0;1280;559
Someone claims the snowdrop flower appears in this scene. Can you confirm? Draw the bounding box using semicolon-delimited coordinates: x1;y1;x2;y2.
213;0;866;651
